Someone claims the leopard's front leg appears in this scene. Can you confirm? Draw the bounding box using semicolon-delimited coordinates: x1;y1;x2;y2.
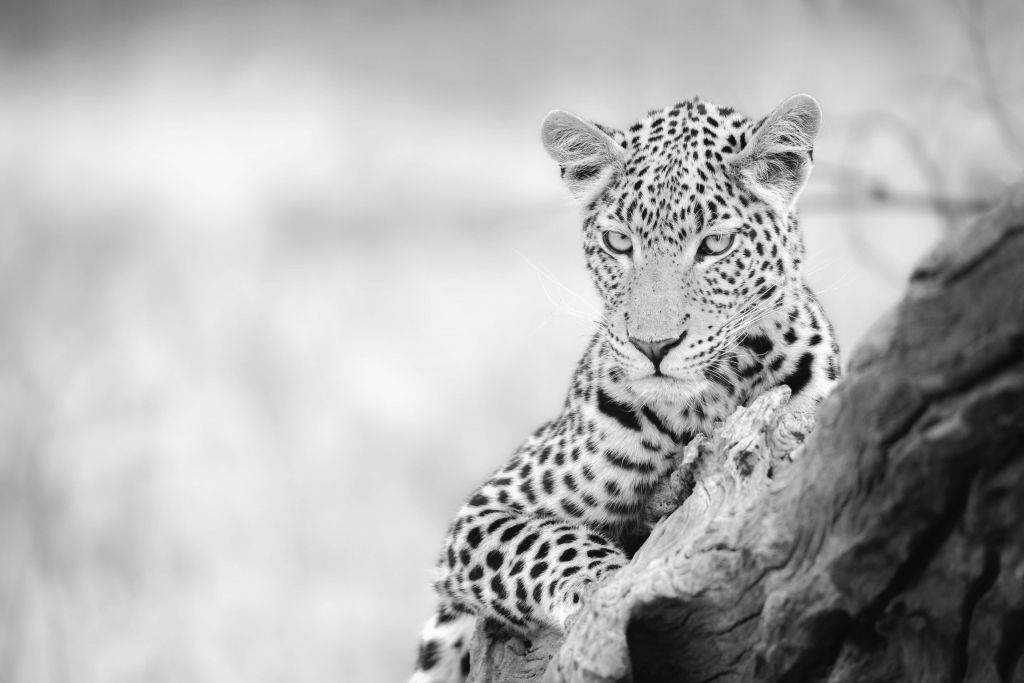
409;496;626;683
436;501;626;633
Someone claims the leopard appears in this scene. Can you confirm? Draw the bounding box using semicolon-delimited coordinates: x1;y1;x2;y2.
409;94;841;682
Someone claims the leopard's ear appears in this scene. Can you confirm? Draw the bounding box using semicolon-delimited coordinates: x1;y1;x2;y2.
731;94;821;215
541;111;625;204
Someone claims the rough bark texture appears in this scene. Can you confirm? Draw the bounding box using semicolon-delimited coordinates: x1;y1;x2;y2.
469;184;1024;683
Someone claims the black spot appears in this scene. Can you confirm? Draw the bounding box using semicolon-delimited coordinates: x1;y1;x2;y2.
536;541;550;560
826;358;839;381
468;565;483;581
587;548;610;558
542;469;555;495
596;388;642;431
559;548;578;562
492;601;523;627
490;575;507;599
739;360;763;378
783;352;815;396
461;652;471;676
809;333;822;346
529;561;549;579
467;527;483;548
516;533;538;554
520;480;536;504
510;560;524;576
605;450;657;473
641;406;679;442
560;498;584;517
556;533;576;545
783;328;798;345
486;550;504;571
417;639;441;671
500;522;527;543
468;493;488;507
486;517;507;534
459;549;471;565
759;283;779;301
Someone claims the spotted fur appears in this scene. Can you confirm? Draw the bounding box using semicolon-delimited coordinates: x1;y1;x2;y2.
409;94;841;682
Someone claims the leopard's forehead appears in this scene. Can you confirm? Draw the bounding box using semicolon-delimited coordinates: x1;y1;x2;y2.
623;98;754;155
599;98;759;243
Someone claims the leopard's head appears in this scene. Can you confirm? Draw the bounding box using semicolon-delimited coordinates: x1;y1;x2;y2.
541;95;820;402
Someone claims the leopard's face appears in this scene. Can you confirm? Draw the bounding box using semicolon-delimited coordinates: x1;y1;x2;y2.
543;97;820;402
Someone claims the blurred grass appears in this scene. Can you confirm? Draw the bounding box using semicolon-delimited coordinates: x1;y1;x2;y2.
0;1;1021;682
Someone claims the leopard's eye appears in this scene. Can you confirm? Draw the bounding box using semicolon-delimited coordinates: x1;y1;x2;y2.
697;233;735;258
601;231;633;256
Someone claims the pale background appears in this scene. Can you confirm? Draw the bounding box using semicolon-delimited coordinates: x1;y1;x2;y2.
1;1;1021;682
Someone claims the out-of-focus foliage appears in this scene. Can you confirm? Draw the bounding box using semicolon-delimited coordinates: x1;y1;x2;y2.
0;1;1020;681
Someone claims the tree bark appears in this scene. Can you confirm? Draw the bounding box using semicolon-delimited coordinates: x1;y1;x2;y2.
469;184;1024;683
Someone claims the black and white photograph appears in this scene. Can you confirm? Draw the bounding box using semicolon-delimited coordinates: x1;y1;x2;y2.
1;1;1023;682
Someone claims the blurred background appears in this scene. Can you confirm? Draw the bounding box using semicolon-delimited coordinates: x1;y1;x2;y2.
0;1;1022;681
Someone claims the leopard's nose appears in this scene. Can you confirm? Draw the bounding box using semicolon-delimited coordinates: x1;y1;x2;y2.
629;332;687;371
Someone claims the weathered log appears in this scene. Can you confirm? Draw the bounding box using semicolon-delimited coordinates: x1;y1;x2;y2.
469;184;1024;683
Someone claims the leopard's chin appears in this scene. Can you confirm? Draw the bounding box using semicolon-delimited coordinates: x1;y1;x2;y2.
625;373;706;404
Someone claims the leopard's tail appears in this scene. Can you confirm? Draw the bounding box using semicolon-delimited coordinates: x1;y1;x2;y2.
409;606;477;683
